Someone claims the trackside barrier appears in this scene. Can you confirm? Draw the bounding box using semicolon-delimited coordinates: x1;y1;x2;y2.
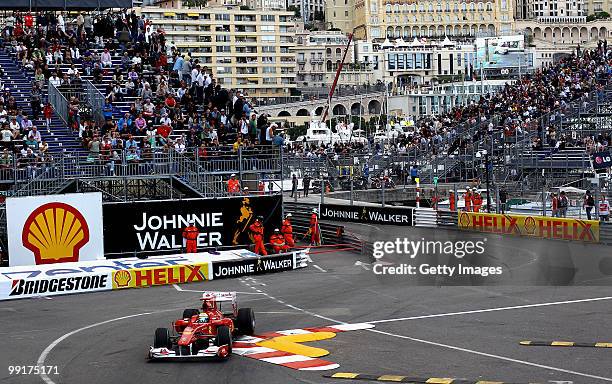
0;250;309;301
458;211;600;243
600;222;612;244
284;202;364;253
414;208;437;227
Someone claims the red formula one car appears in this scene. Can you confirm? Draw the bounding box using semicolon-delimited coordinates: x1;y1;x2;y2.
148;292;255;360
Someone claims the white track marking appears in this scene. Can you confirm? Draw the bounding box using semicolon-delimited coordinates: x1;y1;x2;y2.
239;280;612;382
364;296;612;324
313;264;327;273
368;328;612;382
37;308;179;384
257;311;302;315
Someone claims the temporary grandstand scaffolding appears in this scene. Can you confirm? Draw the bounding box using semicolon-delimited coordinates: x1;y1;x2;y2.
0;147;285;200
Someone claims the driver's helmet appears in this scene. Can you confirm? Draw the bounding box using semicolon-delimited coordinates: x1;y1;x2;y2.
195;313;209;323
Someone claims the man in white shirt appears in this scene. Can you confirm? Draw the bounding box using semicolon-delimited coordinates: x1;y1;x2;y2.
599;196;610;221
49;73;61;88
28;126;41;143
1;123;13;142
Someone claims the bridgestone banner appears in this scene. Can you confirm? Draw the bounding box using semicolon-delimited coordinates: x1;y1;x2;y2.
320;204;414;226
102;196;282;257
458;212;600;243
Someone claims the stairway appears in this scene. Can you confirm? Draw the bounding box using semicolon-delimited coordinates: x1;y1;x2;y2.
0;51;85;155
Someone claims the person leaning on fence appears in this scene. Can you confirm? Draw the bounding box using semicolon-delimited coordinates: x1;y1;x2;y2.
558;191;569;218
599;195;610;221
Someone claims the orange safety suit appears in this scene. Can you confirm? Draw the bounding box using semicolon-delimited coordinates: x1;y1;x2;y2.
270;233;288;253
281;219;295;248
473;192;482;212
465;191;472;212
310;213;321;245
249;221;267;255
227;178;241;194
449;192;456;211
182;225;199;253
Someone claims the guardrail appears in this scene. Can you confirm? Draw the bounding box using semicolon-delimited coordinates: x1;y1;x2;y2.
284;201;364;253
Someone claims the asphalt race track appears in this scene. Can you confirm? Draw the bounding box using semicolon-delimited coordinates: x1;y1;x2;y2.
2;225;612;384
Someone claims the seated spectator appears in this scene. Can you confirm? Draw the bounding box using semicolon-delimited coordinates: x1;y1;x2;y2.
100;48;113;68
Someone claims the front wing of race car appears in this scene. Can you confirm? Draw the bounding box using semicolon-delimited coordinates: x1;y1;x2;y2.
148;345;230;360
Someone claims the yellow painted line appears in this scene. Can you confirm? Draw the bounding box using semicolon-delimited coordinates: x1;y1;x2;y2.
551;341;574;347
426;379;454;384
256;331;336;357
476;381;504;384
331;372;360;379
377;375;406;382
519;341;532;345
595;342;612;348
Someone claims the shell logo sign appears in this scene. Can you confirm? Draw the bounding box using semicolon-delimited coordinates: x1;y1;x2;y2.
22;202;90;265
6;193;104;267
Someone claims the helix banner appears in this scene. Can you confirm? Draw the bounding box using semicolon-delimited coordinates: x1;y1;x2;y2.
458;212;600;243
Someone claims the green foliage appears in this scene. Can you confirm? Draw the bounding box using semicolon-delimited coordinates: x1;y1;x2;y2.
587;11;610;21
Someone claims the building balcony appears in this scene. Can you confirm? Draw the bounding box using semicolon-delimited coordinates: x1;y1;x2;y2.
535;16;587;24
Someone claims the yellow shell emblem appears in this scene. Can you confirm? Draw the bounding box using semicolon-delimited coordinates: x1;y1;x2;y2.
22;202;90;265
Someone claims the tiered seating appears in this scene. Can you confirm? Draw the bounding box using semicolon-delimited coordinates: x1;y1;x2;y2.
0;51;84;155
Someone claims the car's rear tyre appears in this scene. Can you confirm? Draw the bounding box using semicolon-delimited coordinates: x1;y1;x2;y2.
215;325;232;354
236;308;255;335
154;327;171;349
182;308;199;319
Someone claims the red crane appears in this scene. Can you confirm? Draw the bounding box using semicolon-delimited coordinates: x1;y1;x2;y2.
321;32;354;123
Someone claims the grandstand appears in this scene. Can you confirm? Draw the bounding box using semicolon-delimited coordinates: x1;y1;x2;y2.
0;7;610;206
